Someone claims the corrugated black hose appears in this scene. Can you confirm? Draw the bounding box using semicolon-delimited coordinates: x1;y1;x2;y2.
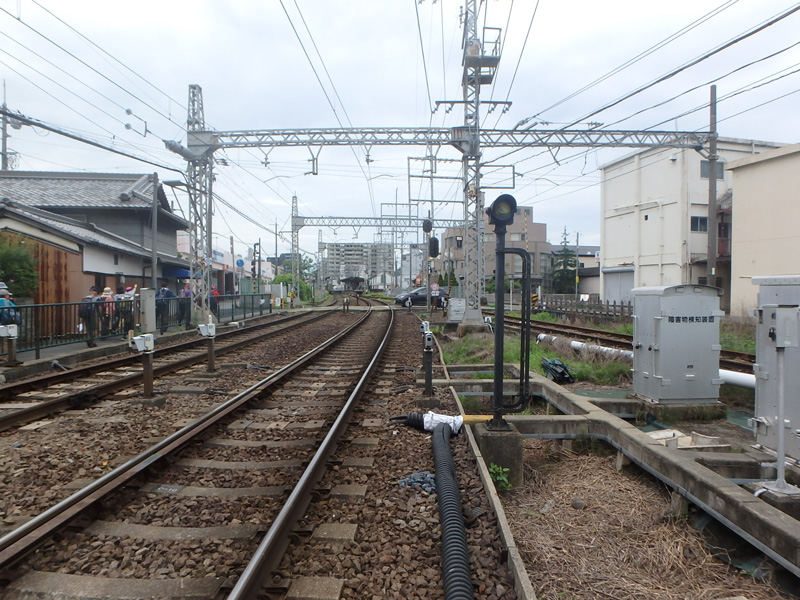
432;422;473;599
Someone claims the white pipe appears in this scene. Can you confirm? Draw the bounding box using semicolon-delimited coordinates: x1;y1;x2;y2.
536;334;633;361
718;369;755;389
536;333;756;389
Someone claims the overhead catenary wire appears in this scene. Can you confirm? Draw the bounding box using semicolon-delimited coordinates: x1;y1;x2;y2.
279;0;378;216
557;2;800;129
0;106;183;173
529;0;740;121
28;0;187;126
0;5;182;131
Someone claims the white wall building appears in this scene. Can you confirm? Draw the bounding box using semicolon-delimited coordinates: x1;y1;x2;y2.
727;142;800;316
600;137;781;309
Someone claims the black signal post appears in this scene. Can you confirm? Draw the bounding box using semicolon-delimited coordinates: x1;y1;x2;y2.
487;194;517;430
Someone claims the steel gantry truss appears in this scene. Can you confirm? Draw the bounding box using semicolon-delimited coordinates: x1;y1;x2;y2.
166;0;710;323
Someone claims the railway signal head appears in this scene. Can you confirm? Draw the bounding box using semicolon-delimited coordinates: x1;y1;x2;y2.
487;194;517;227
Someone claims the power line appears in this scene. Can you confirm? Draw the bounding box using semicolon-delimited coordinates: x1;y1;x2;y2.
0;106;183;172
279;0;377;215
28;0;187;126
0;5;181;129
602;39;800;129
558;2;800;129
530;0;739;121
414;0;434;113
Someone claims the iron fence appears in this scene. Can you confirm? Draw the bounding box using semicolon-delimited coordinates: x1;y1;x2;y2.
1;293;273;360
538;294;633;324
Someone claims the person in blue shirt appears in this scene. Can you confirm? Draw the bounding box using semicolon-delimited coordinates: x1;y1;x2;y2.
0;288;20;326
156;284;176;334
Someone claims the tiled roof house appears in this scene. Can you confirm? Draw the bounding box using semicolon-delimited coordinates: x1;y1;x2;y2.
0;171;189;304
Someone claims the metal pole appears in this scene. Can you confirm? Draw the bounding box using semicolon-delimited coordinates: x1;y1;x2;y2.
151;172;159;290
491;222;508;429
257;237;262;295
1;101;8;171
142;351;154;398
707;85;718;284
230;235;235;294
207;337;216;373
423;348;433;396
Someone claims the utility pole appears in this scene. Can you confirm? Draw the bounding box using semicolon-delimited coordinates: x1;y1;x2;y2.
291;195;300;306
151;172;159;289
1;100;7;171
257;237;262;294
230;235;235;293
574;232;579;297
707;85;718;286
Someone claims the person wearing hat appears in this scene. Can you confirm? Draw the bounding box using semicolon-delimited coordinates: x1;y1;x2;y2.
0;287;20;327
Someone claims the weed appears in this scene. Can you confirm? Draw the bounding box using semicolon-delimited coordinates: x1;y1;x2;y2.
488;463;512;491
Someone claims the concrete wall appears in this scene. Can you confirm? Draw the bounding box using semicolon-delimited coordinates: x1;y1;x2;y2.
728;143;800;316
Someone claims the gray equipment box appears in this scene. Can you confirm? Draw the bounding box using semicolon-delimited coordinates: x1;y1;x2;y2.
751;276;800;462
632;285;724;404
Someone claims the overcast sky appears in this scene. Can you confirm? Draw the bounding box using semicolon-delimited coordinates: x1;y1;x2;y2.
2;0;799;260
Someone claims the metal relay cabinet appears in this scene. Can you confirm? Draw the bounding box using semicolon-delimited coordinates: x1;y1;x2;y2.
751;276;800;462
632;285;724;404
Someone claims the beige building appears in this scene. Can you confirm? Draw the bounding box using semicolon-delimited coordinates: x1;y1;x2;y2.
727;142;800;316
600;138;781;310
433;205;551;295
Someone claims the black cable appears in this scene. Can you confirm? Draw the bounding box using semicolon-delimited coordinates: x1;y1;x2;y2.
560;3;800;129
0;107;183;173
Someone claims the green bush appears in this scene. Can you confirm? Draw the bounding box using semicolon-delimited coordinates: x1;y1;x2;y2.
0;236;38;297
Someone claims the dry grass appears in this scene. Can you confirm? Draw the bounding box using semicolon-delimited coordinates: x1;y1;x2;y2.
503;440;793;600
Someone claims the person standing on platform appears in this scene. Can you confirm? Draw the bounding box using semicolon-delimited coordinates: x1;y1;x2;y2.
178;282;192;330
156;284;176;334
79;286;102;347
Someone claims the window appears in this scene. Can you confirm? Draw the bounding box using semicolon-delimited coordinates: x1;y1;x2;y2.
691;216;708;232
509;233;525;241
700;160;725;179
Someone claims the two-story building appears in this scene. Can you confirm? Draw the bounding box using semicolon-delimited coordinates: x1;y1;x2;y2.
726;142;800;315
0;171;189;303
599;137;781;310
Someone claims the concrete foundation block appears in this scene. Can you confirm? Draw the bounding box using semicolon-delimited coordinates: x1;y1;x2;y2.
615;450;631;471
473;421;524;489
670;491;689;517
416;397;441;409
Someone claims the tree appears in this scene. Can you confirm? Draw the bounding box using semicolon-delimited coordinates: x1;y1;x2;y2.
284;254;315;280
552;227;577;294
0;235;38;297
271;273;312;301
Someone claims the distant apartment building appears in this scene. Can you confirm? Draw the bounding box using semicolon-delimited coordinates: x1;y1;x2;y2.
319;241;394;291
726;142;800;315
433;205;551;295
600;137;781;310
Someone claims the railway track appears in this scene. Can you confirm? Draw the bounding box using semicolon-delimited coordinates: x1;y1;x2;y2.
0;305;514;599
0;310;339;432
493;313;756;373
0;305;387;595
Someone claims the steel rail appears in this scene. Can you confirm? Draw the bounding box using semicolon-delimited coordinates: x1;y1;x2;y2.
229;306;395;599
495;313;755;372
0;311;336;432
0;307;374;570
0;310;323;401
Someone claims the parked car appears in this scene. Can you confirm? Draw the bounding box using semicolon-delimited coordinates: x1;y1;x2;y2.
394;286;449;307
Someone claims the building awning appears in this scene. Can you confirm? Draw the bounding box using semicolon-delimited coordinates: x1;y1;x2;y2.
162;266;192;278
